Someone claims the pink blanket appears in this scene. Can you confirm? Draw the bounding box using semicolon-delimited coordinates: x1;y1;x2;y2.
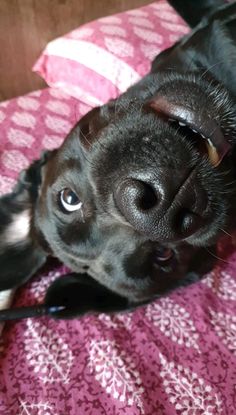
0;89;236;415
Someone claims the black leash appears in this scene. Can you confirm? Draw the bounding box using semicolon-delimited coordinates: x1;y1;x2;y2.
0;304;65;321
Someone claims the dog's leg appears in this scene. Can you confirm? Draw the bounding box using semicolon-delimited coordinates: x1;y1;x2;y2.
45;273;134;319
168;0;226;27
0;154;52;290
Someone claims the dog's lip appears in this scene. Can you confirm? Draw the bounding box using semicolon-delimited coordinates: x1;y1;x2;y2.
149;96;232;166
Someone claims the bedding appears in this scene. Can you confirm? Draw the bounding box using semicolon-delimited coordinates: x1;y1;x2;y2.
33;0;188;105
0;1;236;414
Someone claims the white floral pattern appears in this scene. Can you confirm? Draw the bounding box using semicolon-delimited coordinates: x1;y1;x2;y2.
104;37;134;58
18;400;54;415
203;270;236;301
128;17;154;29
1;150;29;171
29;271;61;301
45;114;72;133
146;298;200;350
210;309;236;355
140;42;161;59
160;20;189;34
98;312;132;330
8;128;34;147
100;25;127;37
0;175;16;195
46;100;71;116
159;353;222;414
17;96;40;111
42;134;64;150
155;10;179;23
24;320;73;383
89;340;144;413
133;27;163;43
11;111;36;128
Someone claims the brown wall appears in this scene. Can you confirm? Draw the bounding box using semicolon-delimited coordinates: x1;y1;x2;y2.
0;0;151;101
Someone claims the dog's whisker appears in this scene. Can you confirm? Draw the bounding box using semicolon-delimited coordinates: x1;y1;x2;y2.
216;189;234;195
73;103;110;166
80;127;108;162
216;168;232;177
185;50;198;74
223;179;236;187
77;112;111;159
220;227;233;238
76;129;99;170
205;247;233;265
200;59;226;80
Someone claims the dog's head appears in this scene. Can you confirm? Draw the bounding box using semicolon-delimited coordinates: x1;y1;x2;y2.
32;70;236;303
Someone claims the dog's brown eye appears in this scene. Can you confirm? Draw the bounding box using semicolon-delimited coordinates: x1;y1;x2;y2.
59;188;82;213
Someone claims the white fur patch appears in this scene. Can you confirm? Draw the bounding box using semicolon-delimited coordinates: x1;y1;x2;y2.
0;289;15;336
0;289;14;309
5;210;31;245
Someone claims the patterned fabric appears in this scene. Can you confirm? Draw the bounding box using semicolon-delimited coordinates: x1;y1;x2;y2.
0;88;236;415
1;1;236;411
33;0;189;105
0;89;87;194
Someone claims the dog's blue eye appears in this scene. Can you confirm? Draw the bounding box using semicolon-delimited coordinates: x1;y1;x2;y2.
60;188;82;213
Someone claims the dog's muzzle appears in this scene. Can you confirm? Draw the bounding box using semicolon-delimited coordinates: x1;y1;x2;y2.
112;75;235;244
114;166;207;242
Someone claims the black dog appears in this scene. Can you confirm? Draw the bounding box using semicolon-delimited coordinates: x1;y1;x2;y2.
1;0;236;318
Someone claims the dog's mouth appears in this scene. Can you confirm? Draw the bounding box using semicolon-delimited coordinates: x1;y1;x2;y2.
149;96;232;166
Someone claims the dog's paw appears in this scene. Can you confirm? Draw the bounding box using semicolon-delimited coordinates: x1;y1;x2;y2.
0;155;52;290
45;273;131;319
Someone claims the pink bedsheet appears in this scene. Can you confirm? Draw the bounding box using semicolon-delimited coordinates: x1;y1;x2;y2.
0;89;236;415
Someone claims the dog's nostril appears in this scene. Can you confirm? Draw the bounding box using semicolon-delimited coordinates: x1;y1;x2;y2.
175;208;201;236
114;178;158;216
136;180;158;210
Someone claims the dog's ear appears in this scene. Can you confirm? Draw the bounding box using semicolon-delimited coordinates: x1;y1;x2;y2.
45;273;133;319
0;151;53;290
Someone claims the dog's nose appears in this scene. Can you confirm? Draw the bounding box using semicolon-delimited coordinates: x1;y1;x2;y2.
114;171;205;242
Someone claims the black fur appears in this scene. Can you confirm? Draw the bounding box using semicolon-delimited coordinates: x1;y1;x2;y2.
1;0;236;318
